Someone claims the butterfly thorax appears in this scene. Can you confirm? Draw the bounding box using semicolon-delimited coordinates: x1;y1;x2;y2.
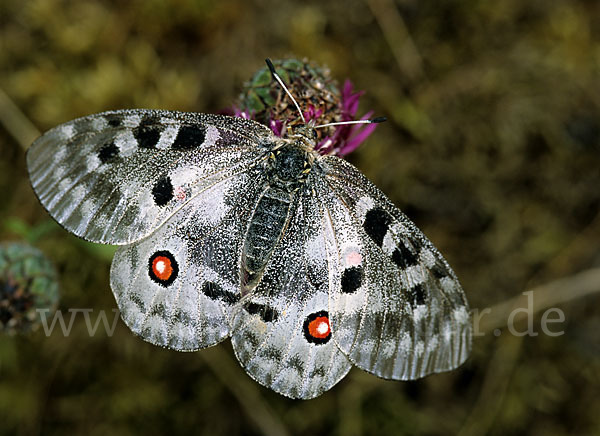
269;124;317;186
266;143;313;192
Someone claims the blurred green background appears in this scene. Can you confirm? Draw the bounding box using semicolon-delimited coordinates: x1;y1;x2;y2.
1;0;599;435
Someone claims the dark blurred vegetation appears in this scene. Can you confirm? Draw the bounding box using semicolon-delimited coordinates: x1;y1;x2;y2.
1;0;599;435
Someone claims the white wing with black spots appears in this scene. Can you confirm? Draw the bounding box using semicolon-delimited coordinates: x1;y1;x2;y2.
27;109;272;245
111;165;268;351
27;99;471;399
316;156;472;380
230;188;352;399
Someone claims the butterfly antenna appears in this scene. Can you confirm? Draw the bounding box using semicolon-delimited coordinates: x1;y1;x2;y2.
314;117;387;129
265;58;306;123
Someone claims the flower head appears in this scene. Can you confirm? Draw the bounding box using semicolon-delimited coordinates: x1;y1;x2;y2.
232;59;379;156
0;242;59;334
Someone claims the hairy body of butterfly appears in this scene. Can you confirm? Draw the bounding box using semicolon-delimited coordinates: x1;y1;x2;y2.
27;109;472;399
242;129;314;295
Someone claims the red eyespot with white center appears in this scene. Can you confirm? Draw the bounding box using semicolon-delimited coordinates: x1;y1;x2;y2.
148;250;178;286
153;257;171;279
303;311;331;345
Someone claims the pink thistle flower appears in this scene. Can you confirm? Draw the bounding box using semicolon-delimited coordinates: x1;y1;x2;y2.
231;59;380;156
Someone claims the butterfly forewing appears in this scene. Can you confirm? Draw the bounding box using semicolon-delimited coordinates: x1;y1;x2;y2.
230;187;352;399
27;109;272;245
316;156;472;379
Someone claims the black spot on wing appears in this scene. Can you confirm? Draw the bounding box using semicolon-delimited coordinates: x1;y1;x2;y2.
244;302;278;323
430;259;449;279
152;176;173;206
363;207;392;247
408;283;426;307
149;303;167;317
173;125;206;150
201;282;221;299
391;242;418;269
262;345;283;361
129;294;145;311
98;141;119;164
309;366;327;378
286;355;304;374
105;114;122;127
201;281;240;305
173;309;194;326
242;330;260;348
341;266;363;294
133;116;163;149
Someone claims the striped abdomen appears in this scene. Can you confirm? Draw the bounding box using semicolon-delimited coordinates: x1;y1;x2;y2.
241;187;292;294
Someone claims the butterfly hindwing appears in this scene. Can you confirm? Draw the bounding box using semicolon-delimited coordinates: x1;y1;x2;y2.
27;109;272;245
110;165;269;351
230;187;352;399
316;156;472;380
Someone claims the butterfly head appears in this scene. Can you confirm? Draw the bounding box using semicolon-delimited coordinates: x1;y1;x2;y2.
287;123;318;150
